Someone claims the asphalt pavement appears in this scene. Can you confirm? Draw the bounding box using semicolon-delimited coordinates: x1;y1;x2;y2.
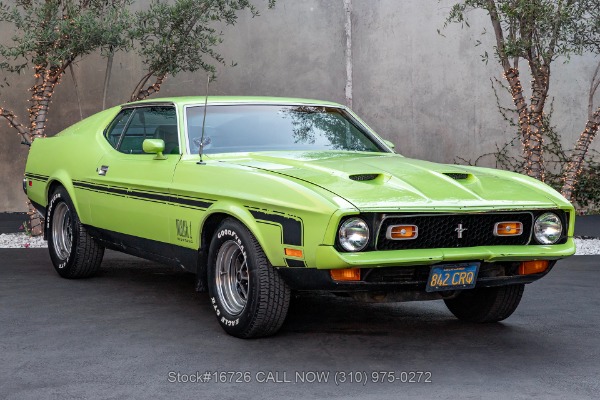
0;213;26;234
0;249;598;399
575;215;600;237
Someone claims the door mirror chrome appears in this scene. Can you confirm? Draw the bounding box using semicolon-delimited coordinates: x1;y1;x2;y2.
143;139;167;160
383;139;395;151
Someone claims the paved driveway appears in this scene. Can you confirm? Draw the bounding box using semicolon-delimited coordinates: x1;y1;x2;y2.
1;249;598;399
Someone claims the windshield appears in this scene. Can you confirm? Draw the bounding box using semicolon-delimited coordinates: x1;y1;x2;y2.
185;105;388;154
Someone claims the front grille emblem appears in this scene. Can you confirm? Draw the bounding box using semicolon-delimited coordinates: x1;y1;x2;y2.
455;223;467;239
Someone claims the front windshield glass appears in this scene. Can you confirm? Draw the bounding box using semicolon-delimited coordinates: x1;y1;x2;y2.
185;104;388;154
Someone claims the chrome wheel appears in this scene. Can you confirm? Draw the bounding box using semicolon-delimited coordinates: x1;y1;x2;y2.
208;219;291;338
215;240;249;316
52;202;73;262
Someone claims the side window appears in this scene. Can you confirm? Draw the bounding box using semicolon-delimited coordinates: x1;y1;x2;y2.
114;106;178;154
105;109;133;149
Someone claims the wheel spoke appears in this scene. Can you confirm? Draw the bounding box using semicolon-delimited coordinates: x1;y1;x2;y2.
52;202;73;261
215;239;250;316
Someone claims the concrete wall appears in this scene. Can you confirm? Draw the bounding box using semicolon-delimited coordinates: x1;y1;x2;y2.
1;0;598;211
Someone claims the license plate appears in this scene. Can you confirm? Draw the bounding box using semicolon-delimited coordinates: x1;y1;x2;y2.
426;263;480;292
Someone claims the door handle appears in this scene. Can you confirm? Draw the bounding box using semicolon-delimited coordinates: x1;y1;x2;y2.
97;166;109;176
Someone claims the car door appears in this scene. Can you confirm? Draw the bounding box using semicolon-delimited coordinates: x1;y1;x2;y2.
88;105;181;251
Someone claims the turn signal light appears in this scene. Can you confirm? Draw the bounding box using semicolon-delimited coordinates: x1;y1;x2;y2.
330;268;361;281
519;260;549;275
284;248;303;258
494;222;523;236
387;225;418;240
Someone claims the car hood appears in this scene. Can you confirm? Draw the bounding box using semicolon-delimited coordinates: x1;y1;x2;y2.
216;151;562;211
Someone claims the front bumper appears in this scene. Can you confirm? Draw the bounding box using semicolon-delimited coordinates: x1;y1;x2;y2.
278;240;574;294
276;260;557;292
312;239;576;269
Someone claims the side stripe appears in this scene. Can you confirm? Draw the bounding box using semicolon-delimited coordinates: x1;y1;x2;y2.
25;173;49;182
72;180;214;210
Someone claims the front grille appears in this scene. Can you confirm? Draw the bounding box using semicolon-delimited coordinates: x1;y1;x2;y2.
363;267;417;283
376;213;533;250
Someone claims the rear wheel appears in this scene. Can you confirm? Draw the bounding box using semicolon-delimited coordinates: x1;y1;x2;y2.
47;187;104;278
207;218;290;338
444;284;525;323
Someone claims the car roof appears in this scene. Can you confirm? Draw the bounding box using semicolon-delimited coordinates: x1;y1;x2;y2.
124;96;345;108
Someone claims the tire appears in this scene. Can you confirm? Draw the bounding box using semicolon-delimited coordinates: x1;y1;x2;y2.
207;218;291;338
47;186;104;279
444;284;525;323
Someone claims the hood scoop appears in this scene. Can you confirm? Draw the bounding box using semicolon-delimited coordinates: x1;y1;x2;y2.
443;172;471;180
349;173;381;182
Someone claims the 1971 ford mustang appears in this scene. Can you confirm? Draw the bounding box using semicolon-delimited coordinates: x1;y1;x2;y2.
24;96;575;338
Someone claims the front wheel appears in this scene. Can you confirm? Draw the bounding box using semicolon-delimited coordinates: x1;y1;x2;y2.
207;218;290;338
444;284;525;323
47;187;104;278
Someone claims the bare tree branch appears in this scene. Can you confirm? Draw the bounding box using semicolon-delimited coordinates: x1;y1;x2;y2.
485;0;511;71
102;50;114;110
0;107;30;144
131;74;166;101
69;63;83;120
589;59;600;120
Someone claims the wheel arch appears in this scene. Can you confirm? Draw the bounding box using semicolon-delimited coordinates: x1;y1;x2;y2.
44;173;86;230
199;203;284;268
46;175;81;213
194;205;282;293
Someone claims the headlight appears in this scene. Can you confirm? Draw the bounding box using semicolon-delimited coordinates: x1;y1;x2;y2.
338;218;369;252
534;212;563;244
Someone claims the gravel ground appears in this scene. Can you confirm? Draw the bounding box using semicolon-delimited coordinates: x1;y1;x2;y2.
574;238;600;255
0;233;598;254
0;233;48;248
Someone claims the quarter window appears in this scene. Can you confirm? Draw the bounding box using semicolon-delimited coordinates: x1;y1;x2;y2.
105;109;133;148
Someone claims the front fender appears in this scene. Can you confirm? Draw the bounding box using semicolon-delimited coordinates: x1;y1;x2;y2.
200;201;287;266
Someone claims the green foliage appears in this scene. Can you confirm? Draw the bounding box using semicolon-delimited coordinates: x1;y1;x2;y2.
457;86;600;213
131;0;275;79
575;160;600;212
445;0;599;63
0;0;133;74
444;0;600;207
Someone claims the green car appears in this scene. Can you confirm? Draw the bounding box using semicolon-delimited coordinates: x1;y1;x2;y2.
24;96;575;338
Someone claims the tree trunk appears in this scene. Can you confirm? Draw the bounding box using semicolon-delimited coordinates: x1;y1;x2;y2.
525;66;551;181
525;110;545;181
503;66;550;181
131;74;166;102
27;203;44;236
23;66;65;236
561;106;600;201
502;73;543;181
30;68;62;139
504;68;529;136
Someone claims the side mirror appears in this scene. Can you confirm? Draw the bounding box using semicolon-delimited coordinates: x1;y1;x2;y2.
143;139;167;160
383;139;395;151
